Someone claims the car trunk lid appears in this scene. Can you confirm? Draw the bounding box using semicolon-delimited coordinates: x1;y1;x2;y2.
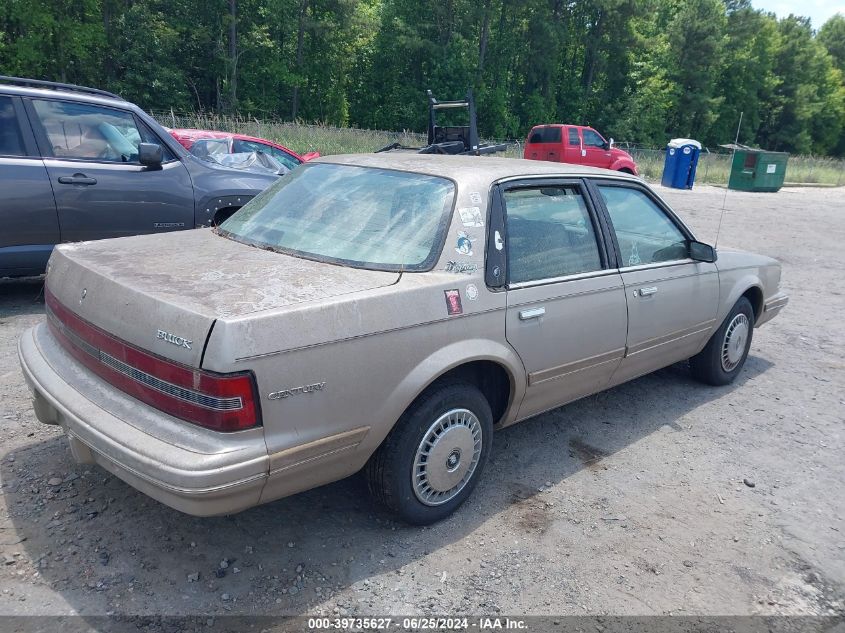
46;228;400;367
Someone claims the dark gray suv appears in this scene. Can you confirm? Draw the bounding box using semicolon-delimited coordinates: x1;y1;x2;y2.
0;76;279;278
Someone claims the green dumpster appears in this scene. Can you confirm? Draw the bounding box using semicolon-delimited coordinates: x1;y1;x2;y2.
725;146;789;192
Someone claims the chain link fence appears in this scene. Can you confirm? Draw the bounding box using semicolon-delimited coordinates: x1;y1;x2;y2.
153;112;845;187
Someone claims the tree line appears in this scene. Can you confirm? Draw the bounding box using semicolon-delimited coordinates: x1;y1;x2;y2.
1;0;844;156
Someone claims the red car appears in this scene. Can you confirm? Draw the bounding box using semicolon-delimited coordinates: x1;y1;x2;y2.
169;128;319;170
523;124;638;174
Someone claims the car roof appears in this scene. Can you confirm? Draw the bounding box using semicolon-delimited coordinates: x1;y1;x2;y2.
529;123;591;130
312;153;640;184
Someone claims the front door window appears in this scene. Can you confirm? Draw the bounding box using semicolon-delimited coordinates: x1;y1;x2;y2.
31;100;169;163
598;186;688;266
233;139;301;170
582;129;605;148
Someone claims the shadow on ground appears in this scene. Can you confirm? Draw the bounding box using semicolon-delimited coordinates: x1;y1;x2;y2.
1;345;774;629
0;277;45;318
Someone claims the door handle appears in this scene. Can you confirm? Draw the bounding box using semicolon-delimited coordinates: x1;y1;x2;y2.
58;174;97;186
519;307;546;320
638;286;658;297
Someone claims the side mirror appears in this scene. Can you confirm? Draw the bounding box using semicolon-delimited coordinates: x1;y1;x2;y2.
139;143;163;168
689;240;717;263
608;137;614;149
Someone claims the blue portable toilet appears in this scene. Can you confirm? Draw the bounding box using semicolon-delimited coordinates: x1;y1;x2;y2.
661;138;702;189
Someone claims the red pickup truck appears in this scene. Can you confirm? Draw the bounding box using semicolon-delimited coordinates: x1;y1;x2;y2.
523;124;638;175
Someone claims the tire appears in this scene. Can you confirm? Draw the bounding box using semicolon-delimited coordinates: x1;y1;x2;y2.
618;167;634;174
365;382;493;525
690;297;755;386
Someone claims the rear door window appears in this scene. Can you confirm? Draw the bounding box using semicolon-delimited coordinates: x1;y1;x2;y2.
528;127;562;144
567;128;581;146
0;96;26;157
504;186;603;284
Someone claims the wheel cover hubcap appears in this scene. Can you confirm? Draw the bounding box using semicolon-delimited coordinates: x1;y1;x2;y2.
412;408;483;506
721;313;750;372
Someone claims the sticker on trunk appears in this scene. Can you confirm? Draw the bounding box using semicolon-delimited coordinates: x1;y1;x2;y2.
465;284;479;301
444;289;463;316
458;207;484;227
455;232;473;256
445;260;478;275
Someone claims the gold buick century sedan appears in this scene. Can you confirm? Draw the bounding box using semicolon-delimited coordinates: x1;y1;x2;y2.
19;154;788;525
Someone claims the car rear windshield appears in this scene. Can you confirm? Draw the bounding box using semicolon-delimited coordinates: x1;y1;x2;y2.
218;163;456;272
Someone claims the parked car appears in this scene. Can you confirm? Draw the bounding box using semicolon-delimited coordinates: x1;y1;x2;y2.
179;137;294;177
0;76;279;278
524;124;638;174
19;154;788;525
169;128;319;170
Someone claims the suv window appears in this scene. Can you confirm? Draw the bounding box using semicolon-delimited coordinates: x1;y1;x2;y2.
0;97;25;157
233;139;300;170
582;129;605;148
528;127;562;144
568;128;580;146
504;186;603;284
32;100;169;163
598;186;688;266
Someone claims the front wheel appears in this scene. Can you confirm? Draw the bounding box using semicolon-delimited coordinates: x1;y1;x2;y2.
212;207;239;227
690;297;754;386
365;382;493;525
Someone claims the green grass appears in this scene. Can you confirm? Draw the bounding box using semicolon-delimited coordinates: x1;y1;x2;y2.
156;111;428;155
154;112;845;187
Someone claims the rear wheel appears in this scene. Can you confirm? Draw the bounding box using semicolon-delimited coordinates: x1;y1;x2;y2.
365;382;493;525
690;297;754;386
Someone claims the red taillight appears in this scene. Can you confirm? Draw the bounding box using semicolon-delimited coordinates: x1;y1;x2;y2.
45;289;261;432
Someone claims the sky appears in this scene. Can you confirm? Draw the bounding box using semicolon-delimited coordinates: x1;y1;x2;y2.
754;0;845;28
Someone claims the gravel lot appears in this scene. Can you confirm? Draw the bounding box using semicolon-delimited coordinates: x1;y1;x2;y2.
0;184;843;627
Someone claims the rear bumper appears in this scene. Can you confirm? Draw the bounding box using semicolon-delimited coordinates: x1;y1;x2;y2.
757;291;789;327
18;323;268;516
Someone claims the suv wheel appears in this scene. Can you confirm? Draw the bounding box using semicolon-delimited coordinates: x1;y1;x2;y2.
365;382;493;525
213;207;238;226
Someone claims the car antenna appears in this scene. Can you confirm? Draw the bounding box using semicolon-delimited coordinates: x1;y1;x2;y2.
714;111;743;249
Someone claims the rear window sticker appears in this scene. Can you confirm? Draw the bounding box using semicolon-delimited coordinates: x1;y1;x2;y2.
455;231;473;256
445;289;463;316
469;192;483;205
628;242;641;266
458;207;484;228
465;284;479;301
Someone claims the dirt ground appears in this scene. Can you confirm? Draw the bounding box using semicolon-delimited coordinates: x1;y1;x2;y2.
0;184;843;628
